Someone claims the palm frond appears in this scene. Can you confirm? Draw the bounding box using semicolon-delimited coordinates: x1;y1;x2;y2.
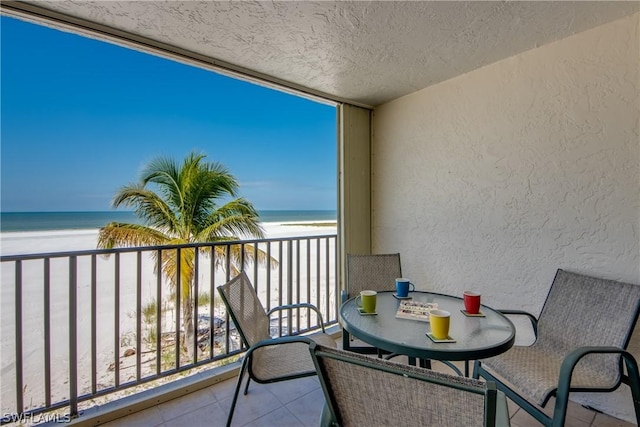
201;198;265;240
97;223;170;249
141;155;185;218
182;160;240;235
111;184;180;234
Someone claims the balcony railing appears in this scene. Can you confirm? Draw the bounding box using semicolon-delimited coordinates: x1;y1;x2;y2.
0;234;338;423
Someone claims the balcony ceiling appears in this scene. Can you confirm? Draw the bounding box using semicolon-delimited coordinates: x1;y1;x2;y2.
11;1;640;107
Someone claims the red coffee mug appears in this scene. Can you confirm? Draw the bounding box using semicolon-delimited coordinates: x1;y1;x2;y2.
463;291;481;314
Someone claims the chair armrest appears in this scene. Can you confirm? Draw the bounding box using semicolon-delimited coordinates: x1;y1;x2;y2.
553;347;640;427
267;303;326;332
248;335;315;352
243;336;315;370
497;309;538;337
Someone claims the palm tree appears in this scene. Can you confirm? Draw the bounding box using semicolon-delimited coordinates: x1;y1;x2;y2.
98;151;269;359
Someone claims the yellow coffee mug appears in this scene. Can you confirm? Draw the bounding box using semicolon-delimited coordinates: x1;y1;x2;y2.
356;290;377;313
429;309;451;339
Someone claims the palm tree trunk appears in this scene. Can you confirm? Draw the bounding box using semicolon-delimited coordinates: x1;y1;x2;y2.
182;297;196;361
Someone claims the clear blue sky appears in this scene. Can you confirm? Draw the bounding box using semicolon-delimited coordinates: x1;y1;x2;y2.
1;16;337;212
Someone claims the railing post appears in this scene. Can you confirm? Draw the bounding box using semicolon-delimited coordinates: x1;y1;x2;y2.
175;248;181;370
15;260;24;417
278;241;283;336
209;245;215;360
306;239;311;329
156;249;162;375
325;238;330;320
295;239;301;334
44;258;52;407
193;247;199;363
136;251;142;381
114;253;120;388
90;255;97;395
69;256;78;418
287;240;293;335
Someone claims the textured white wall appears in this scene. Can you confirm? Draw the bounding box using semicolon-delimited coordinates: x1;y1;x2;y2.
372;13;639;421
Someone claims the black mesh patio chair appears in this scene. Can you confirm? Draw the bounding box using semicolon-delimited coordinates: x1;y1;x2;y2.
217;271;336;427
474;269;640;426
310;343;510;427
343;253;402;354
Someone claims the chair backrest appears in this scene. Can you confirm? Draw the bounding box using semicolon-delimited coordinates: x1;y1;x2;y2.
310;343;497;427
346;253;402;297
217;272;270;347
537;269;640;376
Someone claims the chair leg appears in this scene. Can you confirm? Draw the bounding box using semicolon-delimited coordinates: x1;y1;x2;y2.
244;377;251;395
419;359;431;369
226;357;249;427
622;353;640;425
342;329;352;351
472;360;481;379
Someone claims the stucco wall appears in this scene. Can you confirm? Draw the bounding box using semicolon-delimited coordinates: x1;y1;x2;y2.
372;13;639;421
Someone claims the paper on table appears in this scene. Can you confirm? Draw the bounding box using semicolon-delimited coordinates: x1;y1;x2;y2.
395;300;438;322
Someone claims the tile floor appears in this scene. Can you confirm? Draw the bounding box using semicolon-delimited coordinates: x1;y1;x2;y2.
100;346;635;427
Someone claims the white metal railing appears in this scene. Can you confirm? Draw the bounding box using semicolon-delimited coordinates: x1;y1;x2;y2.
0;235;338;423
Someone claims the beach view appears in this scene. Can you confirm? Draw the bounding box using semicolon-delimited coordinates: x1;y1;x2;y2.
1;15;337;423
1;210;337;420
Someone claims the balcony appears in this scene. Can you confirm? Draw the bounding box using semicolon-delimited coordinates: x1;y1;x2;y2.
1;234;338;426
0;226;635;427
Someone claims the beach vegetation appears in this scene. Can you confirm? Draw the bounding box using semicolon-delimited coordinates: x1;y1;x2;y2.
161;349;176;371
144;326;157;346
197;291;211;307
97;151;272;361
141;300;158;325
120;332;134;348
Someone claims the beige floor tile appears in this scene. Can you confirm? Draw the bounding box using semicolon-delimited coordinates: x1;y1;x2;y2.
242;407;304;427
99;406;164;427
156;386;217;421
209;376;239;402
285;388;325;426
540;397;597;424
510;407;544;427
506;398;521;419
164;401;227;427
563;416;592;427
566;401;597;425
591;412;637;427
264;376;320;406
218;383;283;427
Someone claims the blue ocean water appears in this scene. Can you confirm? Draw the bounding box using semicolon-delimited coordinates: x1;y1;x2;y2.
0;210;337;232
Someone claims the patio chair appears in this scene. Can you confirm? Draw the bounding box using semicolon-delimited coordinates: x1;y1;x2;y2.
217;271;336;427
343;253;402;354
473;269;640;427
309;342;510;427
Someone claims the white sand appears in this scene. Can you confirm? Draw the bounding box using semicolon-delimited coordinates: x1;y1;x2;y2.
0;221;337;416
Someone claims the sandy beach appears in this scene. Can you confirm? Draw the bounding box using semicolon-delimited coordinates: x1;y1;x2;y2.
0;221;337;417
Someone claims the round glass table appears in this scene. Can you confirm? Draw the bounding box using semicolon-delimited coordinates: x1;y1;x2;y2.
340;291;515;374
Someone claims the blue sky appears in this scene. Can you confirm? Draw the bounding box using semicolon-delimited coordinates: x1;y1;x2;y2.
1;16;337;212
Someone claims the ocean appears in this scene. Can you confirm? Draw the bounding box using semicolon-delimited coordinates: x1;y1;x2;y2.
0;210;337;233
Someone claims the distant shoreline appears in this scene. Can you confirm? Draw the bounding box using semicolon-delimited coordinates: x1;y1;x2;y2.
0;220;337;256
0;210;337;233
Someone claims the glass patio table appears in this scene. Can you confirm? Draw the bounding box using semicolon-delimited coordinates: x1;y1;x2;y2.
340;291;515;376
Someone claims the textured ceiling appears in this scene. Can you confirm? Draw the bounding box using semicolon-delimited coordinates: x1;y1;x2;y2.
9;1;640;106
